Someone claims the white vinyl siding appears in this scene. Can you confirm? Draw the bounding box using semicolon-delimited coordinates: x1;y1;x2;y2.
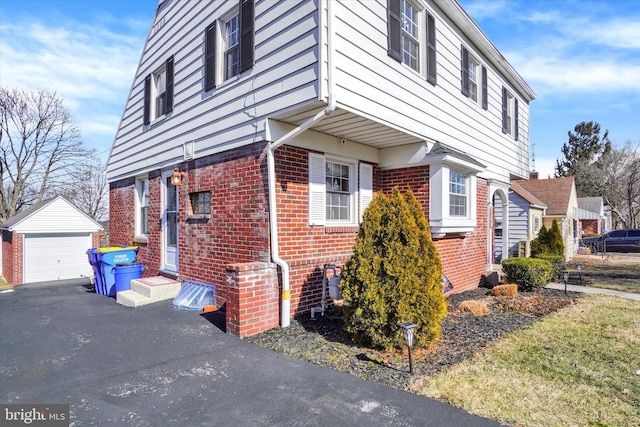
507;191;531;255
108;0;320;181
9;198;102;234
108;0;533;184
334;0;531;181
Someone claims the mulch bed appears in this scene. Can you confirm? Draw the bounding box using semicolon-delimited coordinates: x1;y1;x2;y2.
246;287;579;391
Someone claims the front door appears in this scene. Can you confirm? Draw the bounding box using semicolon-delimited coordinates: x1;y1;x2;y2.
162;170;178;272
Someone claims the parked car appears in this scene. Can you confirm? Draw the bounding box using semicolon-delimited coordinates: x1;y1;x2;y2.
581;229;640;253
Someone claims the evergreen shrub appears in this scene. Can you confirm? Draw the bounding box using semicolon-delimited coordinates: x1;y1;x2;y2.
501;258;553;291
530;219;565;257
534;254;565;281
340;188;447;351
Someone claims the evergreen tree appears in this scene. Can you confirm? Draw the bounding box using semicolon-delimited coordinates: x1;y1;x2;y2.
340;187;447;350
530;220;564;257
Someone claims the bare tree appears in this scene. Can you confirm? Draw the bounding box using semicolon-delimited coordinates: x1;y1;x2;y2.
589;141;640;228
0;86;95;222
59;157;109;222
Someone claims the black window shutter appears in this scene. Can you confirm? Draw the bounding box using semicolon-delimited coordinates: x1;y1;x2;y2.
481;65;488;110
501;86;508;134
461;46;470;97
165;56;174;114
205;22;216;90
387;0;402;62
426;12;437;85
514;98;519;141
239;0;254;73
143;75;151;125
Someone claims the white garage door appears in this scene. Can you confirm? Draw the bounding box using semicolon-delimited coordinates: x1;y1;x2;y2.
24;233;93;283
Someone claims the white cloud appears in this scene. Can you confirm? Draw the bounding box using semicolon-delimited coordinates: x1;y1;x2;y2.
461;0;511;20
0;14;146;145
508;51;640;94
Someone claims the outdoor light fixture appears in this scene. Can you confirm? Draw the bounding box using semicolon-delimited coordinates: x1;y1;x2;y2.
171;167;186;186
400;322;417;374
577;263;583;285
563;270;570;294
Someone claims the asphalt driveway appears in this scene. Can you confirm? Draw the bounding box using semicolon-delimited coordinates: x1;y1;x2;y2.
0;282;501;426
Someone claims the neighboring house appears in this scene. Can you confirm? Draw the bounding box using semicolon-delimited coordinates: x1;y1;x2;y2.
511;176;578;261
577;197;606;236
495;181;547;259
106;0;535;337
1;196;103;285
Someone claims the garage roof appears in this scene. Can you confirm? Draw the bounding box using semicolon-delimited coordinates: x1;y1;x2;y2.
1;196;103;233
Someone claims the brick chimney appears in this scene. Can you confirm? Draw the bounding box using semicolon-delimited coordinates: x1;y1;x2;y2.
529;171;539;180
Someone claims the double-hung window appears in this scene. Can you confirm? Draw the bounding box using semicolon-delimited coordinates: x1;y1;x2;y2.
143;57;174;125
461;46;487;109
449;171;467;217
326;161;351;221
308;153;372;226
387;0;437;84
224;13;240;80
204;0;254;91
502;86;519;140
400;0;419;71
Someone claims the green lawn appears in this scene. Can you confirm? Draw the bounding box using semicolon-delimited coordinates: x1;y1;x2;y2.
419;295;640;427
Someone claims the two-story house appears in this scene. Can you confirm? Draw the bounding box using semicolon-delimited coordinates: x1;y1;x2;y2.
106;0;535;337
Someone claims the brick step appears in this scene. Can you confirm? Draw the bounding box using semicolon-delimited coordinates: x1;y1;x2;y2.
116;276;181;308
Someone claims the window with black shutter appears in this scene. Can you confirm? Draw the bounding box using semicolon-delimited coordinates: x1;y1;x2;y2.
387;0;402;62
143;56;174;124
461;45;470;97
481;65;488;110
426;12;437;85
204;0;255;88
205;23;216;90
239;0;254;73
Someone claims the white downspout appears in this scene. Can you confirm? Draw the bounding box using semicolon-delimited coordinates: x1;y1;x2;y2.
268;0;335;328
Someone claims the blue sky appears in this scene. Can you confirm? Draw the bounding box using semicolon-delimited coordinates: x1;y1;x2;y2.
1;0;638;179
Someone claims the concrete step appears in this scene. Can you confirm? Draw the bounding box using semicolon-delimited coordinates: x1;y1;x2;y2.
116;276;181;308
116;290;151;308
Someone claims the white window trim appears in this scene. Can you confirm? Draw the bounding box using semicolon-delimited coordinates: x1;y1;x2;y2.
308;153;372;226
216;8;240;85
400;0;421;72
135;176;150;239
151;64;167;122
505;91;514;135
426;157;483;238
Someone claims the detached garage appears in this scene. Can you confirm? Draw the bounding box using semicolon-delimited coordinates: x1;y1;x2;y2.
1;196;103;285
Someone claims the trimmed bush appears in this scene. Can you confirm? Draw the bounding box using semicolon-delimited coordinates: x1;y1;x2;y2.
491;284;518;297
501;258;553;291
458;300;488;316
534;254;565;281
340;187;447;351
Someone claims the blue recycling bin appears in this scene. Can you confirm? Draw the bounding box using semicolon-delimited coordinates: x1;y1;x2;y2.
113;263;143;293
96;247;139;297
86;248;105;295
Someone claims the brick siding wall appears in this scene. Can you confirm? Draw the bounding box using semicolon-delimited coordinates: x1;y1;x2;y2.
108;142;490;335
108;143;270;306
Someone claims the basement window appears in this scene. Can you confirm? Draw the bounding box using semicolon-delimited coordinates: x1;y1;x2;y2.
189;191;211;216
